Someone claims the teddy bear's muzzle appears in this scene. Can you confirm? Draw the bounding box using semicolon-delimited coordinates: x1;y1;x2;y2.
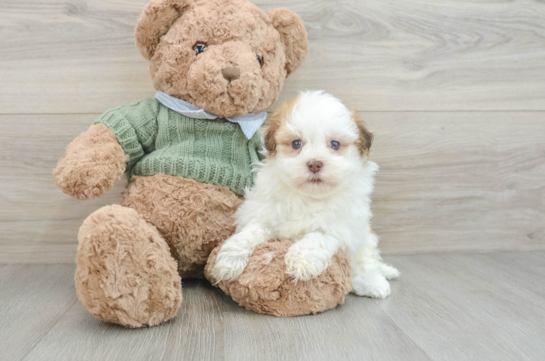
222;66;240;82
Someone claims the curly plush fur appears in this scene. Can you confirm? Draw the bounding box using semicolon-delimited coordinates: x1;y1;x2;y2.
122;175;242;278
75;205;182;328
136;0;308;117
205;240;352;317
53;124;127;200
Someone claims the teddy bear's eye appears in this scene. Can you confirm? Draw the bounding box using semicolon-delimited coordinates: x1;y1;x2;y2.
194;43;207;55
330;140;340;150
256;55;264;67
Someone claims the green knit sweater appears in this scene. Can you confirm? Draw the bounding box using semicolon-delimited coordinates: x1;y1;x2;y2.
96;99;264;195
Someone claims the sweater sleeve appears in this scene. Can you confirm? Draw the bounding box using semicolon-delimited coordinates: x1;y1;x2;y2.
95;99;160;170
254;131;267;162
249;132;267;166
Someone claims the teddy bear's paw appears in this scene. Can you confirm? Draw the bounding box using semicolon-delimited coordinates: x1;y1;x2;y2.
76;205;182;327
53;124;127;200
212;247;251;282
205;240;354;317
284;244;331;282
351;272;391;299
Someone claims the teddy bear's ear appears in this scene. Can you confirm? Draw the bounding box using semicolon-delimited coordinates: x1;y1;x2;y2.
268;8;308;76
135;0;190;60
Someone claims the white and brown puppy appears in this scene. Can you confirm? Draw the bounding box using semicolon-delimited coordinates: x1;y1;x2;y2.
212;91;398;298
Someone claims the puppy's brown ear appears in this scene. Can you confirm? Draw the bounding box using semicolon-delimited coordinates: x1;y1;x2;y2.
268;8;308;77
264;111;282;156
135;0;189;60
264;95;300;156
351;110;373;156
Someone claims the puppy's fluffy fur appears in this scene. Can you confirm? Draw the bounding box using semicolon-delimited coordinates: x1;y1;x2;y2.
212;91;399;298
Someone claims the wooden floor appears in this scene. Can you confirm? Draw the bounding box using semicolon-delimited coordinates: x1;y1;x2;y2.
1;252;544;361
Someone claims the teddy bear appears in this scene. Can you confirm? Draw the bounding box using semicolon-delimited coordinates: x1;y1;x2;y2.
53;0;308;328
55;0;354;327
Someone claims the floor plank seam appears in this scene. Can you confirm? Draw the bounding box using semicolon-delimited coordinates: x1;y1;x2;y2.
158;319;174;361
19;297;79;361
376;300;437;361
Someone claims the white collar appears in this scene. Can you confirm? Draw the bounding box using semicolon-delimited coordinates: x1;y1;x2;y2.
155;91;266;139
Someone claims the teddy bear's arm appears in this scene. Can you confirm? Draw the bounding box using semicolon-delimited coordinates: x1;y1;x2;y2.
53;124;128;200
53;99;160;200
94;99;160;168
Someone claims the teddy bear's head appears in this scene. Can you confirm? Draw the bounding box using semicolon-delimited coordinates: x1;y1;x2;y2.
135;0;308;117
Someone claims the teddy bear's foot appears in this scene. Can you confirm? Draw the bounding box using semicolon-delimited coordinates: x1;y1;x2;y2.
75;205;182;328
205;240;353;317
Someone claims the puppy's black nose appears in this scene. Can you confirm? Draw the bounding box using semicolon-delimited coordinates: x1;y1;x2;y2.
307;160;323;173
222;66;240;81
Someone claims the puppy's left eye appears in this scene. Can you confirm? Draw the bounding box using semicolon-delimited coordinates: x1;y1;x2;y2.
256;55;264;67
292;140;302;149
330;140;340;150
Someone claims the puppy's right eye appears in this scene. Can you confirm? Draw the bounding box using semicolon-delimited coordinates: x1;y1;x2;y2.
194;43;207;55
292;140;302;149
330;140;340;150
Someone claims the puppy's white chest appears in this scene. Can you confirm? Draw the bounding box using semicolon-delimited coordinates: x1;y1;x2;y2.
271;201;331;240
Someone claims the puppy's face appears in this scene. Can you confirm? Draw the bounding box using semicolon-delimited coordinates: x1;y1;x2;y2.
264;91;373;197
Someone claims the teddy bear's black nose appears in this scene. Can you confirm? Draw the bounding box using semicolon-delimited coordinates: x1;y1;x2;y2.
222;66;240;82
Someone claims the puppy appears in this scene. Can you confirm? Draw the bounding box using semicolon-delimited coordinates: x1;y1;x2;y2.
212;91;399;298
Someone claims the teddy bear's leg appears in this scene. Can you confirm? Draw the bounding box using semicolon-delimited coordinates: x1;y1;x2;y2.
121;175;243;279
75;204;182;328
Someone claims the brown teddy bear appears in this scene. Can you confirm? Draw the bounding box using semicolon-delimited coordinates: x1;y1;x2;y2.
54;0;308;328
55;0;352;327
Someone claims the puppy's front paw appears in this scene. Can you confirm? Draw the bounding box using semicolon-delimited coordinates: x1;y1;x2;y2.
285;245;330;282
351;273;391;299
212;243;252;282
212;253;249;282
